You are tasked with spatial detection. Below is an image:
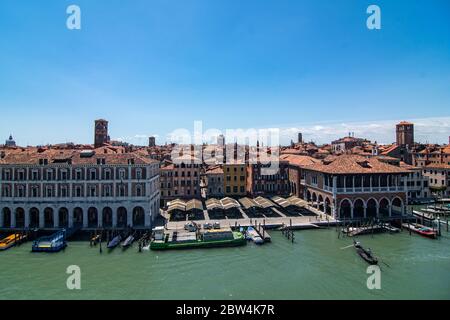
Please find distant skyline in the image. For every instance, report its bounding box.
[1,0,449,146]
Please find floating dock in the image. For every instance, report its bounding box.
[32,230,67,252]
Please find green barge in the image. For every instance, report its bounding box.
[150,227,246,250]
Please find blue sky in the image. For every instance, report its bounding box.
[0,0,449,146]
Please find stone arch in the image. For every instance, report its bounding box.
[117,207,127,228]
[2,208,12,228]
[15,207,25,228]
[391,197,403,216]
[312,192,317,203]
[73,207,83,227]
[306,190,312,202]
[318,194,324,212]
[44,207,54,228]
[132,206,145,227]
[29,207,39,228]
[102,207,113,228]
[379,198,390,217]
[58,208,69,228]
[353,198,365,218]
[339,199,352,219]
[325,197,332,215]
[88,207,98,228]
[366,198,378,218]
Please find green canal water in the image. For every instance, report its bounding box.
[0,229,449,300]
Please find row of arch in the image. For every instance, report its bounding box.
[305,190,405,218]
[0,206,146,229]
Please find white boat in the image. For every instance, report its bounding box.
[246,227,264,245]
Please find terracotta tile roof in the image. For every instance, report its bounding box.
[206,166,223,174]
[424,163,450,169]
[280,154,321,167]
[381,144,399,155]
[302,154,409,174]
[0,148,156,165]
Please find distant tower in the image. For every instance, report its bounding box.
[94,119,109,148]
[148,136,156,147]
[298,132,303,144]
[5,134,16,147]
[396,121,414,147]
[217,134,225,146]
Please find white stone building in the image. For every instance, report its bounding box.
[0,147,160,229]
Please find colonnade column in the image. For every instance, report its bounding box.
[24,211,30,228]
[39,210,44,228]
[145,207,151,227]
[11,211,16,228]
[83,209,88,228]
[68,209,74,228]
[98,210,103,228]
[53,210,59,228]
[112,210,117,228]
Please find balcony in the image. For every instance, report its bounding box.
[326,186,405,194]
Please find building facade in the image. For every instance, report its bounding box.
[205,166,224,198]
[223,162,247,197]
[423,164,450,198]
[0,148,160,229]
[301,155,408,219]
[247,160,289,197]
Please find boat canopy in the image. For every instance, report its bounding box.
[220,197,241,210]
[186,199,204,211]
[167,199,187,212]
[239,197,261,210]
[254,196,276,208]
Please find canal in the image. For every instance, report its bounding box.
[0,229,449,299]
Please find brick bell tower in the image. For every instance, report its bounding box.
[94,119,109,148]
[396,121,414,148]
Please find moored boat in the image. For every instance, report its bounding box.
[0,233,27,251]
[107,234,122,249]
[121,235,135,248]
[402,223,437,239]
[150,227,246,250]
[245,227,264,244]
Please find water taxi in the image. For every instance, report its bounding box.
[245,227,264,244]
[150,226,246,250]
[402,223,437,239]
[0,233,27,251]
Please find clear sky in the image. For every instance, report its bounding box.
[0,0,449,146]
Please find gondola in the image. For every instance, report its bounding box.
[121,235,135,248]
[353,240,378,265]
[107,235,122,249]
